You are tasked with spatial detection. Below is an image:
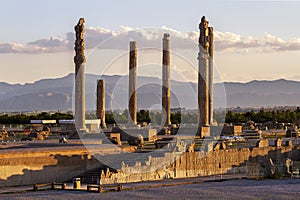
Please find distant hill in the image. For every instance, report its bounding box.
[223,79,300,108]
[0,74,299,112]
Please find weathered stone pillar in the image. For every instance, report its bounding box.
[97,79,106,129]
[198,16,210,128]
[128,41,137,125]
[74,18,86,131]
[162,33,171,125]
[208,27,214,125]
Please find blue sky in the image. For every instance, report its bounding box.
[0,0,300,83]
[2,0,299,40]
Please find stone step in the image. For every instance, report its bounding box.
[78,151,170,184]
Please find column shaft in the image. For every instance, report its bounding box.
[198,16,210,127]
[198,51,209,126]
[97,79,106,128]
[128,41,137,125]
[162,33,171,125]
[208,27,214,125]
[74,18,86,131]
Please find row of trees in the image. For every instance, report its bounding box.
[100,109,300,125]
[0,112,73,124]
[1,109,300,124]
[103,110,182,125]
[0,110,185,125]
[225,109,300,123]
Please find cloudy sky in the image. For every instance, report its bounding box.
[1,0,300,84]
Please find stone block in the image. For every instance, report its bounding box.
[199,126,210,138]
[256,139,269,148]
[147,129,157,142]
[275,138,282,147]
[221,125,242,136]
[285,140,293,147]
[109,133,121,145]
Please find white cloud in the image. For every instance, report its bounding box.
[0,26,300,54]
[214,31,259,52]
[264,32,285,46]
[215,31,300,53]
[0,43,46,54]
[262,33,300,52]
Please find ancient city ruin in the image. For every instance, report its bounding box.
[0,16,299,192]
[65,16,300,185]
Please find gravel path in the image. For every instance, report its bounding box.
[1,179,300,200]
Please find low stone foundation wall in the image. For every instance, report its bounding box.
[1,142,299,187]
[100,145,299,184]
[0,147,101,187]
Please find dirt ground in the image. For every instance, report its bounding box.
[1,178,300,200]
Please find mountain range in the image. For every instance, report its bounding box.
[0,73,299,112]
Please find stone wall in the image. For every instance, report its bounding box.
[100,144,299,184]
[0,147,101,187]
[1,141,299,187]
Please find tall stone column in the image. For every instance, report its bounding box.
[97,79,106,129]
[208,27,214,125]
[198,16,210,127]
[74,18,86,131]
[128,41,137,125]
[162,33,171,125]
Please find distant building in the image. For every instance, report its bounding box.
[58,119,100,133]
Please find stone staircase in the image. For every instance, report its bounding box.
[76,166,103,184]
[103,150,167,169]
[77,150,168,184]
